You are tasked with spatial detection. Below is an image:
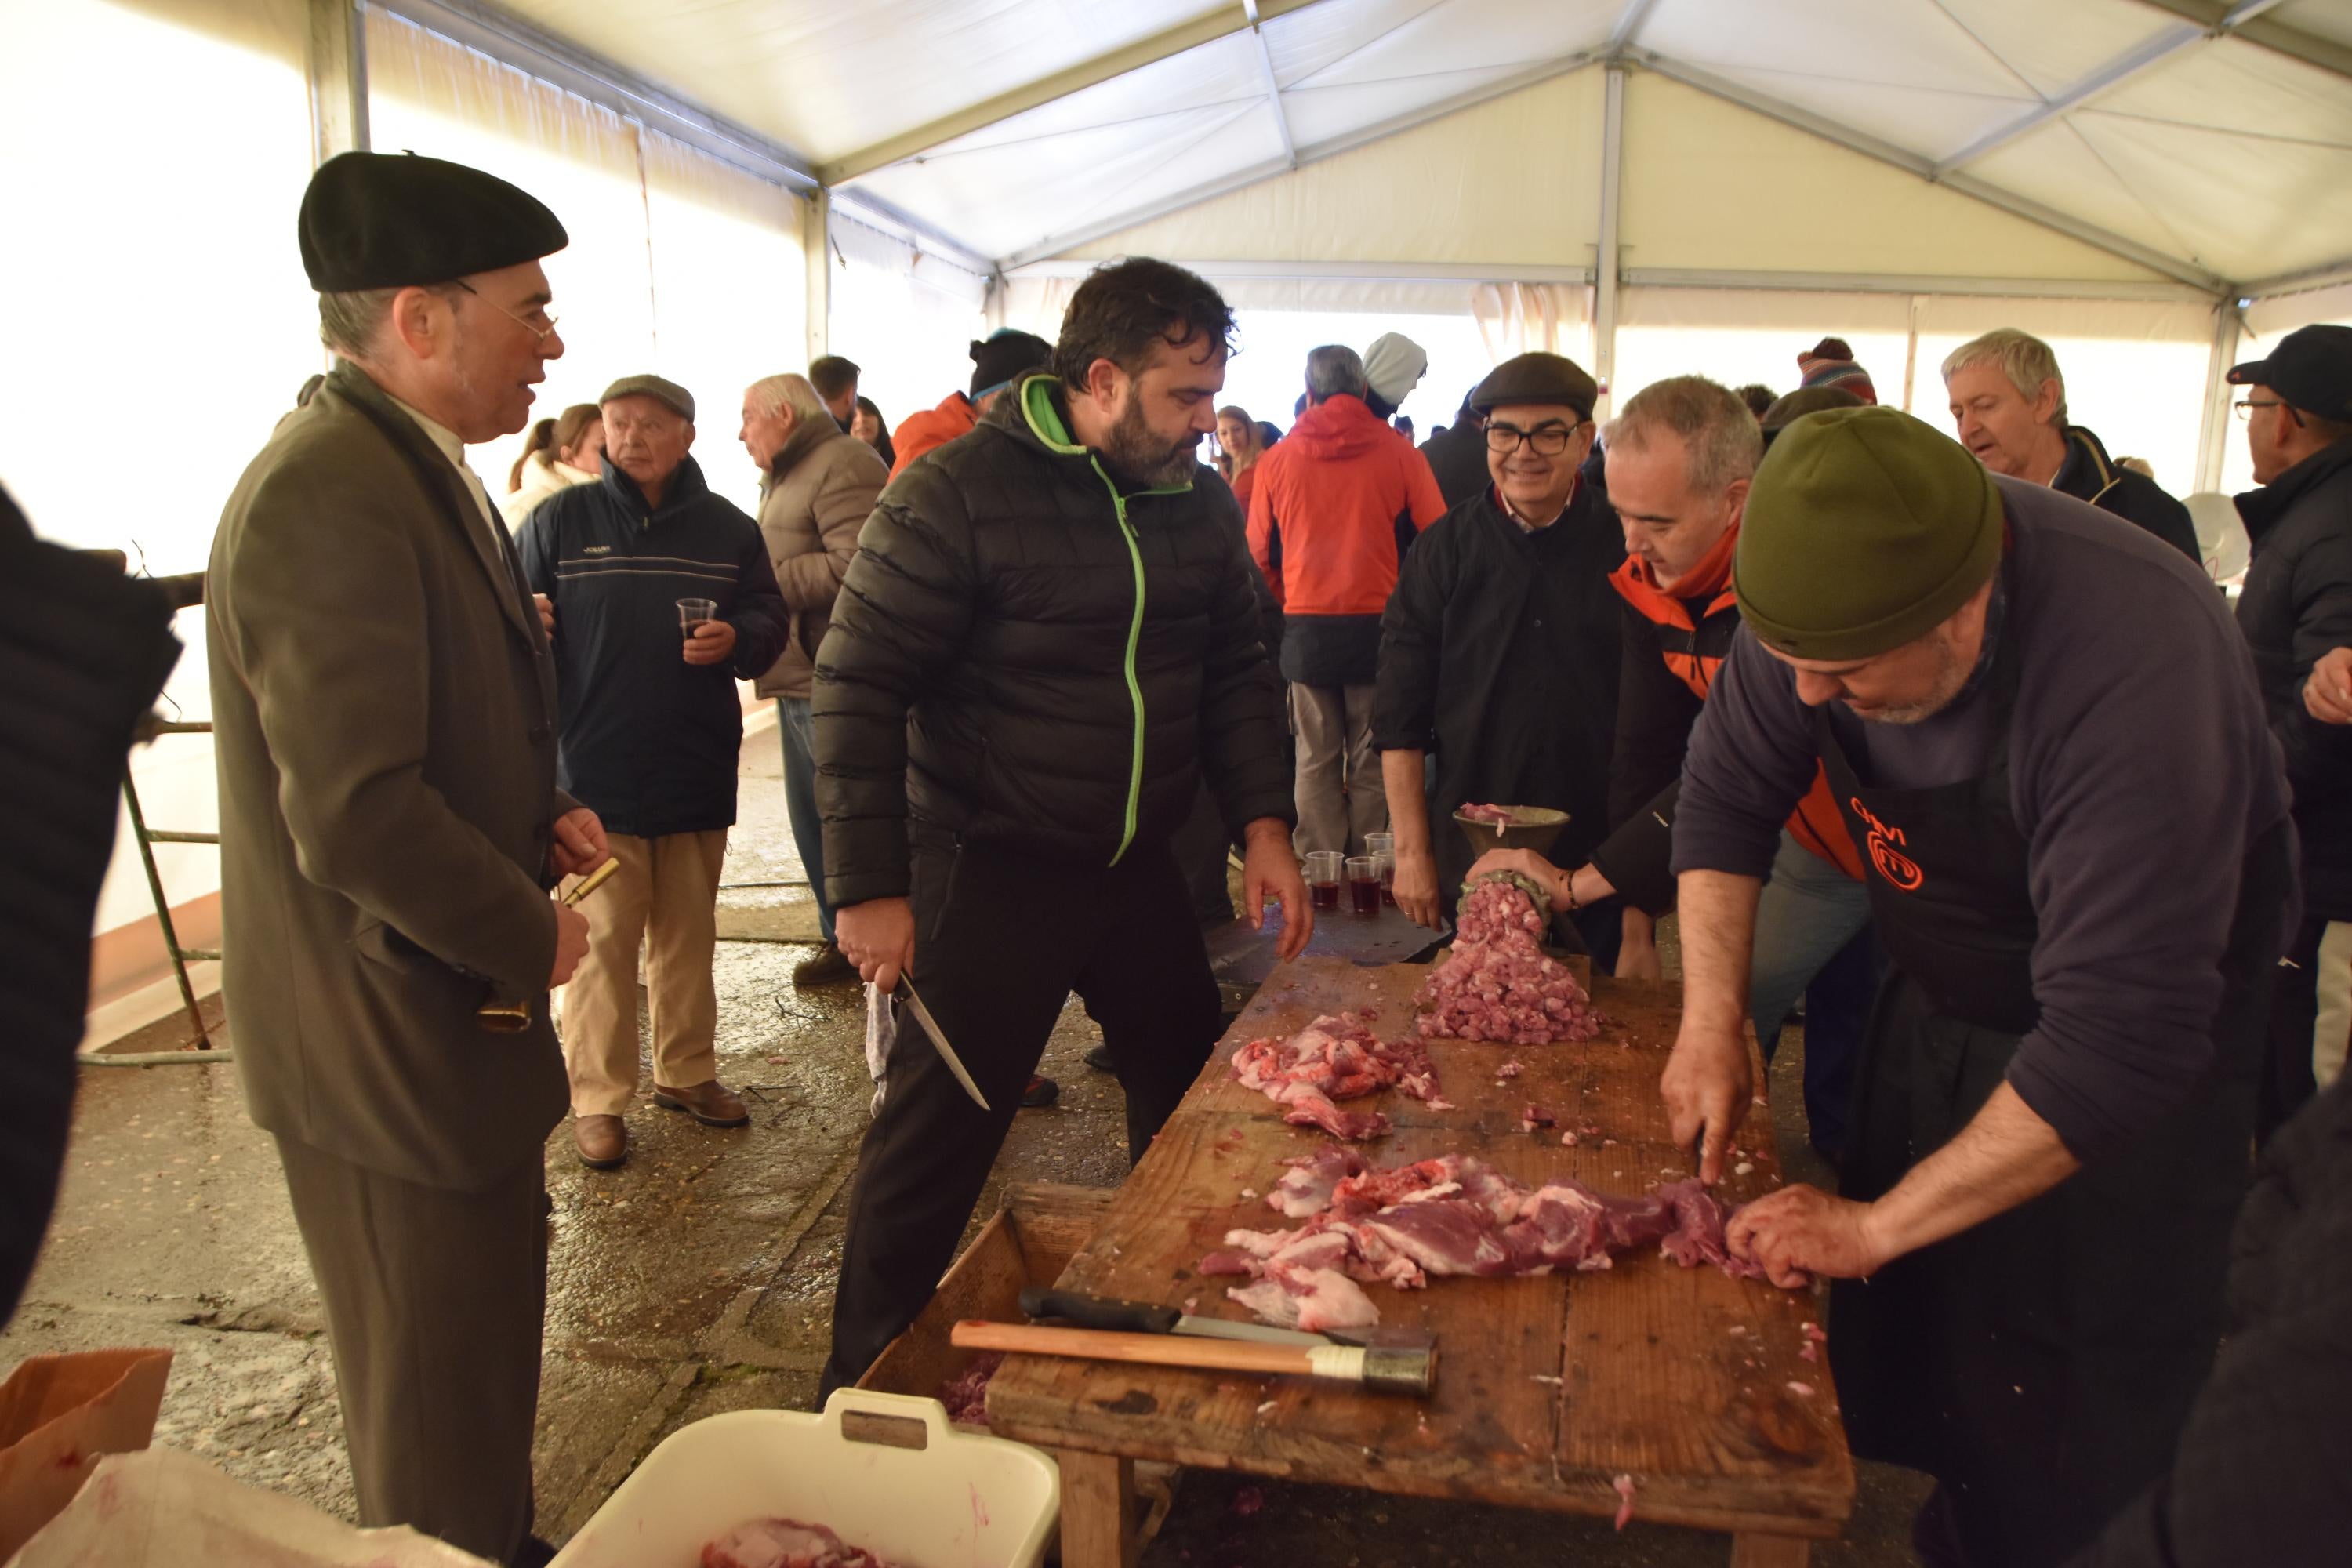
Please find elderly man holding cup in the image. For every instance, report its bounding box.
[515,374,789,1169]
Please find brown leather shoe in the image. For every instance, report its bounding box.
[653,1078,751,1127]
[573,1114,627,1169]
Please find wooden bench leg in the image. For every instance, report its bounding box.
[1730,1532,1809,1566]
[1057,1450,1138,1568]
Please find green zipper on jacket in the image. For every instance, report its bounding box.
[1021,376,1191,866]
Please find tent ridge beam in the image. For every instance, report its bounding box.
[819,0,1336,185]
[371,0,820,192]
[2122,0,2352,82]
[2241,257,2352,299]
[1624,51,2229,296]
[1243,0,1298,168]
[1007,258,1596,284]
[1608,0,1663,54]
[996,46,1604,268]
[1931,0,2288,176]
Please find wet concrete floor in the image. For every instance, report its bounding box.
[8,721,1925,1563]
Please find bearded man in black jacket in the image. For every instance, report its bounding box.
[813,258,1308,1392]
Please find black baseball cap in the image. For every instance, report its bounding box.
[2227,323,2352,421]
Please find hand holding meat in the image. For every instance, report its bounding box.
[1725,1184,1883,1289]
[1661,1022,1751,1183]
[838,895,915,993]
[550,805,610,879]
[683,618,737,666]
[1465,848,1568,907]
[1243,818,1314,960]
[549,901,590,989]
[2304,645,2352,725]
[1390,844,1444,930]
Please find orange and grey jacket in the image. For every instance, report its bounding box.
[1589,528,1863,915]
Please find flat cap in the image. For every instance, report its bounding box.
[299,151,566,292]
[1736,406,2002,662]
[600,375,695,422]
[1469,353,1597,419]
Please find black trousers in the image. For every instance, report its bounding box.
[276,1136,547,1563]
[2258,914,2349,1144]
[820,833,1221,1393]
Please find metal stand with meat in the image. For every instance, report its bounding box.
[1227,1007,1452,1138]
[1415,875,1603,1042]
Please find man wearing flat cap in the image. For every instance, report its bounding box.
[1658,405,2294,1566]
[515,376,787,1169]
[209,150,604,1565]
[1374,350,1626,961]
[2228,323,2352,1138]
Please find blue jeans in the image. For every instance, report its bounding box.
[1751,828,1873,1048]
[775,698,836,945]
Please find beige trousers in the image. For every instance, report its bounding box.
[1289,681,1387,858]
[560,829,728,1116]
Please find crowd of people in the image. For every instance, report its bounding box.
[8,144,2350,1568]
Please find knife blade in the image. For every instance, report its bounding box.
[1019,1286,1330,1348]
[896,977,991,1112]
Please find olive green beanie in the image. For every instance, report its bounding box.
[1733,406,2003,660]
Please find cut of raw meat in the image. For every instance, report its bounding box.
[1416,879,1602,1044]
[1458,802,1519,825]
[1229,1010,1449,1140]
[700,1518,896,1568]
[939,1351,1002,1428]
[1208,1153,1771,1326]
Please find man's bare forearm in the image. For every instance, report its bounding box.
[1864,1081,2081,1263]
[1383,750,1431,850]
[1675,869,1761,1036]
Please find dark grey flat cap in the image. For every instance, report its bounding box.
[600,375,694,422]
[1469,353,1598,419]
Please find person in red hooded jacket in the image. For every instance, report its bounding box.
[1247,344,1445,858]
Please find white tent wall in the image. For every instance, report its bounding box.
[826,209,990,444]
[0,0,316,1000]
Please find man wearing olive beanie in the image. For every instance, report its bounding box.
[1661,406,2294,1566]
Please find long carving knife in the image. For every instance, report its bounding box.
[897,977,991,1112]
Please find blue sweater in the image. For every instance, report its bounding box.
[515,458,787,837]
[1672,477,2291,1161]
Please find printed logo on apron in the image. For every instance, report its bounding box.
[1849,796,1924,891]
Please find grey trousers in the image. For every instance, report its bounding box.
[1290,681,1386,858]
[276,1135,548,1563]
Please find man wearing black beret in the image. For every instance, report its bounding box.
[207,151,602,1566]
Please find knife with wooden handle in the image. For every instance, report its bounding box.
[951,1319,1437,1396]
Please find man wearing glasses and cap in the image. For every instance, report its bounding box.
[209,151,604,1566]
[2230,323,2352,1137]
[1661,406,2293,1566]
[1374,351,1626,962]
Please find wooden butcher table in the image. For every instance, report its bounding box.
[982,954,1853,1566]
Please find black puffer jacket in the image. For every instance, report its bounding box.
[814,374,1293,909]
[2053,423,2200,563]
[2234,437,2352,921]
[2067,1073,2352,1566]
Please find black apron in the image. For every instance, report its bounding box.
[1813,623,2290,1568]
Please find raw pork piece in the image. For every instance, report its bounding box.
[1415,880,1603,1044]
[1207,1155,1770,1327]
[1266,1145,1367,1218]
[701,1518,895,1568]
[1229,1011,1446,1141]
[939,1351,1003,1428]
[1225,1261,1381,1334]
[1457,802,1519,826]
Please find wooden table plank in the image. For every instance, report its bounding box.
[985,955,1853,1541]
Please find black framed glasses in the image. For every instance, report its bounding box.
[1485,421,1583,455]
[449,278,560,343]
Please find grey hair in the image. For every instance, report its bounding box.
[1603,375,1762,495]
[318,288,401,358]
[745,372,831,426]
[1305,344,1367,402]
[1940,328,2068,426]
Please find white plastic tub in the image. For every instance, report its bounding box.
[547,1390,1058,1568]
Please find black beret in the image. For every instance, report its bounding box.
[1469,352,1599,419]
[299,151,568,292]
